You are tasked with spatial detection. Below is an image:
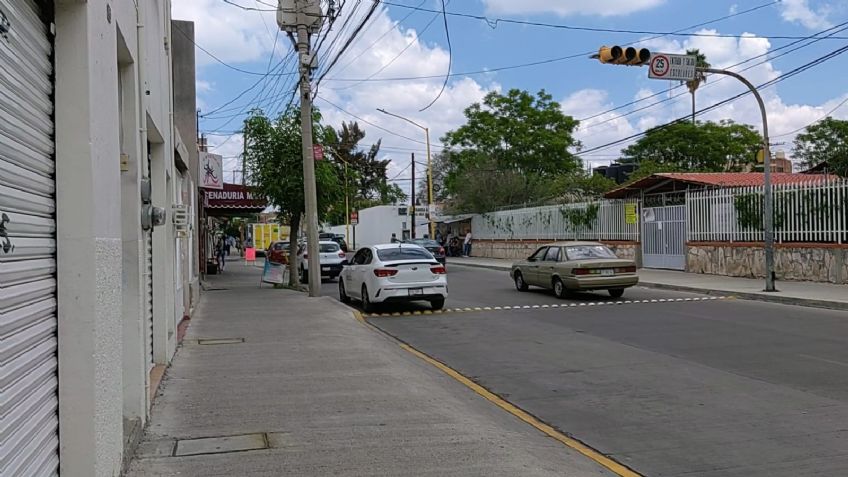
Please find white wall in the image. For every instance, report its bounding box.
[54,0,185,474]
[327,205,430,249]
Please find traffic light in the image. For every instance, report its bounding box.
[595,46,651,66]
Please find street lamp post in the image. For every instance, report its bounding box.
[376,108,435,238]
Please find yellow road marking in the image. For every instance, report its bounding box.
[399,343,643,477]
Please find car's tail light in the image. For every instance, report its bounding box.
[338,252,346,258]
[430,265,447,274]
[573,268,593,276]
[615,266,637,273]
[373,269,399,277]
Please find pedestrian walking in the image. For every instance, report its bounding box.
[216,238,227,272]
[435,229,443,245]
[463,231,473,257]
[390,233,400,243]
[224,235,232,256]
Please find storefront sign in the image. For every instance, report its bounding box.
[204,183,267,210]
[262,260,285,284]
[199,152,223,190]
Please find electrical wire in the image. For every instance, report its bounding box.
[316,1,381,88]
[418,0,451,112]
[378,1,847,41]
[577,43,848,156]
[315,94,434,145]
[320,0,783,83]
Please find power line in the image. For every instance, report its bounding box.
[417,0,451,112]
[316,0,381,88]
[577,21,848,135]
[315,94,436,146]
[578,19,848,124]
[578,43,848,156]
[320,0,783,83]
[378,1,847,41]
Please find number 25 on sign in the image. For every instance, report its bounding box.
[648,53,696,81]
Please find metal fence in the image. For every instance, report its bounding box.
[687,178,848,243]
[472,199,640,241]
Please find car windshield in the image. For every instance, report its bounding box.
[272,242,289,251]
[377,247,433,262]
[319,243,340,253]
[564,245,617,260]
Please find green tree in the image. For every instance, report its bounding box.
[621,120,762,173]
[244,108,342,285]
[793,117,848,176]
[324,121,406,224]
[684,48,710,123]
[441,89,582,212]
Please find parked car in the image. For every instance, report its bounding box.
[402,238,446,264]
[298,240,347,283]
[339,243,448,312]
[510,241,638,298]
[266,240,290,265]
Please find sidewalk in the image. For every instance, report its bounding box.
[448,256,848,311]
[127,261,615,476]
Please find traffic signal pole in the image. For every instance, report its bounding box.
[700,67,776,292]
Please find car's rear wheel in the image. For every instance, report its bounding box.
[553,277,567,299]
[339,279,350,304]
[430,298,445,310]
[609,288,625,298]
[361,285,374,313]
[514,271,529,291]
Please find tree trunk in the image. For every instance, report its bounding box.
[691,91,696,124]
[287,213,301,287]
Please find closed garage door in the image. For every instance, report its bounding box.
[0,1,58,476]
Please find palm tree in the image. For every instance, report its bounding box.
[685,49,710,124]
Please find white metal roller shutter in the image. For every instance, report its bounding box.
[0,0,58,476]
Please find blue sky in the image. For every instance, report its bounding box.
[174,0,848,190]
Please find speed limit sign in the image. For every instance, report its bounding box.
[648,53,696,81]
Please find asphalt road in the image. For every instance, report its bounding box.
[325,265,848,477]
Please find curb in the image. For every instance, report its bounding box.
[450,261,848,312]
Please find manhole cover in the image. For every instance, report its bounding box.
[174,433,268,457]
[197,338,245,345]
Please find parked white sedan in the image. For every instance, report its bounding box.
[339,243,448,312]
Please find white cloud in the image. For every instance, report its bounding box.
[483,0,665,17]
[778,0,833,30]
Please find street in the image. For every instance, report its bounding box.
[325,264,848,477]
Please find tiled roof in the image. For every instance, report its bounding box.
[653,172,834,187]
[604,172,838,198]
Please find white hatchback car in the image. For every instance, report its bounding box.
[339,243,448,312]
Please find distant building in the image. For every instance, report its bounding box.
[593,162,638,184]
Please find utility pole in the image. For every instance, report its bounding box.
[701,67,775,292]
[296,19,321,295]
[410,153,416,239]
[425,127,434,238]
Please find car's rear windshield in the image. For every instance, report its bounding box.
[320,243,340,253]
[564,245,617,260]
[377,247,433,262]
[272,242,289,251]
[409,239,440,247]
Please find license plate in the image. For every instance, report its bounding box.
[601,269,614,276]
[408,288,424,296]
[322,266,330,271]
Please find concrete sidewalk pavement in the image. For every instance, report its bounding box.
[126,261,616,476]
[448,256,848,311]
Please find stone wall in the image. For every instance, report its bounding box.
[473,240,641,265]
[687,242,847,284]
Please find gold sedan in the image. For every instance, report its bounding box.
[510,241,639,298]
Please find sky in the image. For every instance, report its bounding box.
[174,0,848,194]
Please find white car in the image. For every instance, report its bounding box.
[339,243,448,312]
[298,240,347,283]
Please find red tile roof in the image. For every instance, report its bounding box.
[604,172,839,198]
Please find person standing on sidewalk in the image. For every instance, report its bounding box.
[216,238,227,272]
[463,230,473,257]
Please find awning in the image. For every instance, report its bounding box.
[436,214,474,224]
[202,183,268,216]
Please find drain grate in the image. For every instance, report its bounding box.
[197,338,245,345]
[174,433,268,457]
